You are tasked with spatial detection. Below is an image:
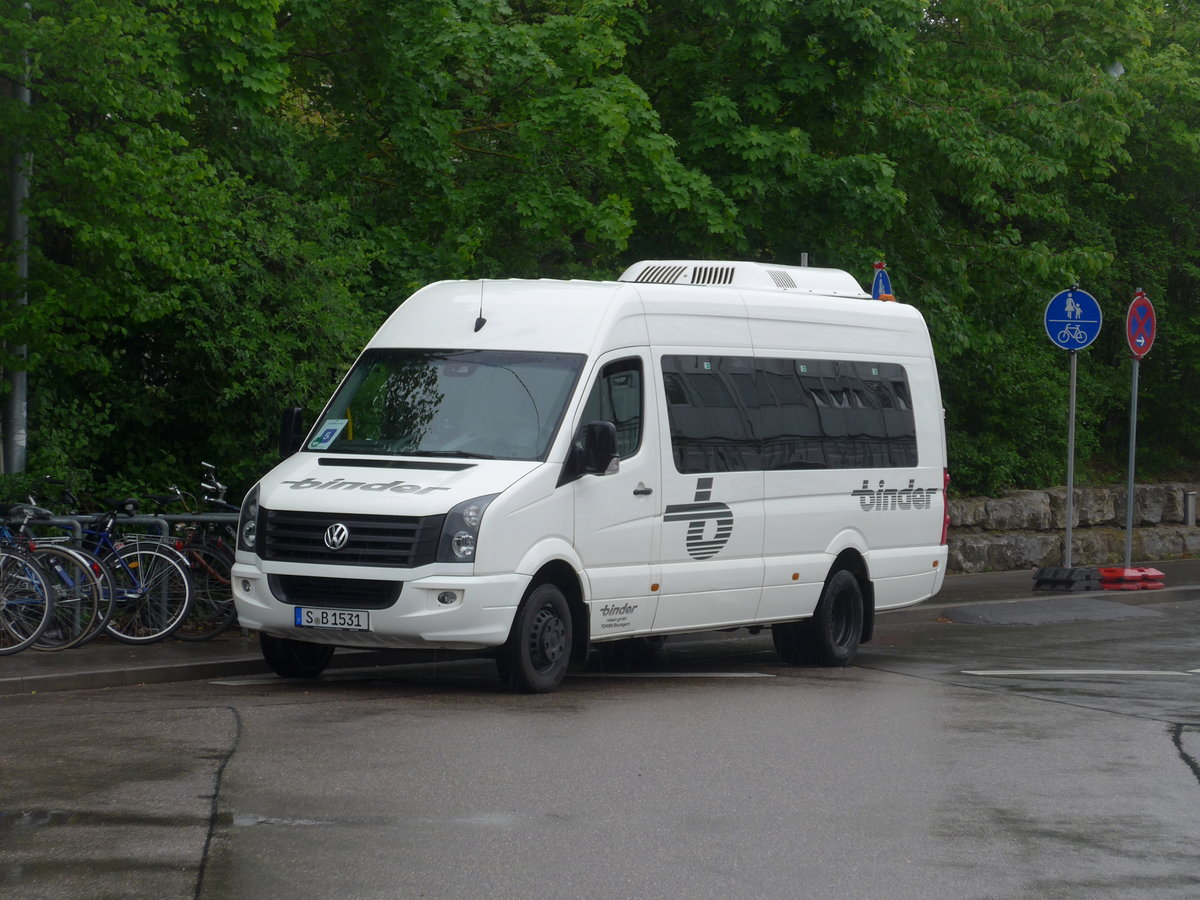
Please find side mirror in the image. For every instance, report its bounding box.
[581,421,619,475]
[279,407,306,457]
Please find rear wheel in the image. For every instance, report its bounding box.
[260,633,335,678]
[800,569,863,666]
[30,546,102,652]
[174,543,236,641]
[497,583,572,693]
[66,546,116,647]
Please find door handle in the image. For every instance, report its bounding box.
[633,483,653,496]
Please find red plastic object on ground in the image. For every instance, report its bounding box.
[1098,567,1165,590]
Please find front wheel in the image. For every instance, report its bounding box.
[260,633,335,678]
[496,583,572,693]
[104,544,194,644]
[0,550,54,655]
[799,569,864,666]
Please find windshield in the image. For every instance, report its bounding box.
[306,349,586,461]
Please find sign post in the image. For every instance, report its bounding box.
[1123,289,1156,568]
[1044,287,1103,568]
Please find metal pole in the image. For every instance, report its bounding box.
[1065,350,1077,568]
[1123,357,1139,569]
[3,13,31,474]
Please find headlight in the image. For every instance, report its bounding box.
[437,494,497,562]
[238,484,260,552]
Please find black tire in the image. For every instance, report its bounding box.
[800,569,864,666]
[30,545,102,652]
[174,543,237,641]
[103,544,194,644]
[0,550,54,655]
[260,633,335,678]
[497,583,572,693]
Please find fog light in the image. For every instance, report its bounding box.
[437,591,458,606]
[241,579,252,593]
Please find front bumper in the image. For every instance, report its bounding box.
[231,562,529,650]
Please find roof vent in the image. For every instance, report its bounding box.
[768,269,797,289]
[633,264,688,284]
[691,265,735,285]
[618,260,871,299]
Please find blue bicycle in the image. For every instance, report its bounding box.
[80,499,195,644]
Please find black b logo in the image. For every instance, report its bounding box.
[664,478,734,560]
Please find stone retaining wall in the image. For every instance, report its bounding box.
[948,483,1200,573]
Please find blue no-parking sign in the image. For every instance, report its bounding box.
[1045,288,1102,350]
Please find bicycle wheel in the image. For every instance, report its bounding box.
[174,542,237,641]
[64,545,117,647]
[30,545,102,652]
[103,543,194,644]
[0,548,54,655]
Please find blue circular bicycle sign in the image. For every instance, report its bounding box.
[1045,288,1102,350]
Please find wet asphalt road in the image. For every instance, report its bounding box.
[2,589,1198,899]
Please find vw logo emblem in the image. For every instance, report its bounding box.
[323,523,350,551]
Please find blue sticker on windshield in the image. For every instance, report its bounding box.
[309,419,348,450]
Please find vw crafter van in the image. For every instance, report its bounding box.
[233,260,949,692]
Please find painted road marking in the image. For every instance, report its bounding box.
[964,669,1197,677]
[576,672,775,679]
[214,671,777,687]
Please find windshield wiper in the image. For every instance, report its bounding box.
[405,449,496,460]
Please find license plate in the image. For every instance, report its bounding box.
[294,607,370,631]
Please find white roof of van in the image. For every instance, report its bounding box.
[368,261,918,357]
[370,278,641,355]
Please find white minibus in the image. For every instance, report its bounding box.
[232,260,949,692]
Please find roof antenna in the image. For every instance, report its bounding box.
[474,279,487,332]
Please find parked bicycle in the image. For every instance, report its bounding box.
[143,463,238,641]
[4,505,110,651]
[0,514,55,655]
[77,498,195,644]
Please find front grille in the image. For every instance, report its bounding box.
[269,574,402,609]
[260,508,443,568]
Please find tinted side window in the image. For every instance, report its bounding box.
[755,358,826,470]
[662,355,918,473]
[661,356,759,474]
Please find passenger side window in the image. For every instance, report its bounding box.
[578,358,643,458]
[662,354,917,473]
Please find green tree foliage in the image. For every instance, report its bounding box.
[624,0,920,263]
[0,0,376,493]
[1090,3,1200,478]
[2,0,1199,501]
[277,0,723,283]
